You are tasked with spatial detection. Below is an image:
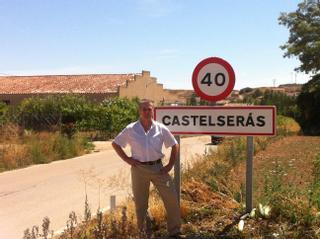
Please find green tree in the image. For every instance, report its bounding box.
[17,95,111,134]
[239,87,254,95]
[252,89,263,98]
[279,0,320,74]
[0,102,8,125]
[101,97,139,137]
[18,95,61,130]
[297,74,320,135]
[279,0,320,135]
[259,90,298,118]
[187,93,197,106]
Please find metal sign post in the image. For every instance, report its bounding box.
[246,136,254,213]
[174,135,181,205]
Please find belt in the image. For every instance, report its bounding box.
[138,159,162,165]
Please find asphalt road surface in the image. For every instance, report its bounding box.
[0,136,215,239]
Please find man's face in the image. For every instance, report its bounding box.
[139,102,154,121]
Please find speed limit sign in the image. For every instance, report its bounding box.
[192,57,235,101]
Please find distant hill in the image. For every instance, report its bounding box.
[239,84,302,98]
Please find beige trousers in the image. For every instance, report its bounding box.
[131,162,181,235]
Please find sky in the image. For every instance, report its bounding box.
[0,0,311,90]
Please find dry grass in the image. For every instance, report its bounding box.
[231,136,320,203]
[0,144,30,170]
[0,125,93,172]
[227,136,320,238]
[0,122,23,143]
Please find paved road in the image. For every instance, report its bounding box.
[0,136,214,239]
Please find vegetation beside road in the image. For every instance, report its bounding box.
[0,95,139,139]
[0,130,94,172]
[24,116,320,239]
[0,96,139,172]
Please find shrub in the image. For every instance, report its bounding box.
[14,95,139,139]
[101,97,139,137]
[259,90,298,117]
[0,102,8,126]
[276,115,301,136]
[16,95,112,132]
[17,95,62,130]
[297,74,320,135]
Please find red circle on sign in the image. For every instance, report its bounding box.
[192,57,235,102]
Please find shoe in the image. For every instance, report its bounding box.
[168,233,187,239]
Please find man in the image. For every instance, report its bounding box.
[112,99,185,239]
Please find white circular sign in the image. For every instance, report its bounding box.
[192,57,235,101]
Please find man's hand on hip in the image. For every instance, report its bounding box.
[128,157,141,167]
[160,164,174,174]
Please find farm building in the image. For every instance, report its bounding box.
[0,70,193,106]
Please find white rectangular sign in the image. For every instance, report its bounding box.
[154,106,276,136]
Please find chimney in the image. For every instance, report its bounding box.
[142,70,150,77]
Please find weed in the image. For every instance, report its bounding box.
[93,210,107,239]
[0,131,92,171]
[255,136,268,151]
[84,194,91,223]
[310,154,320,209]
[28,139,47,164]
[0,144,30,170]
[66,211,78,238]
[23,226,39,239]
[23,217,53,239]
[41,217,51,239]
[226,137,246,166]
[234,183,245,203]
[256,156,320,229]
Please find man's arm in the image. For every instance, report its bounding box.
[112,141,141,167]
[160,143,179,174]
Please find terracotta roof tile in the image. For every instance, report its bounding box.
[0,74,137,94]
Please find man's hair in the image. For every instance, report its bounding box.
[139,99,154,108]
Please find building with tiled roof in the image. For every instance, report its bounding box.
[0,70,187,105]
[0,74,135,94]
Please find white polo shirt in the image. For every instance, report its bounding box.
[114,120,178,162]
